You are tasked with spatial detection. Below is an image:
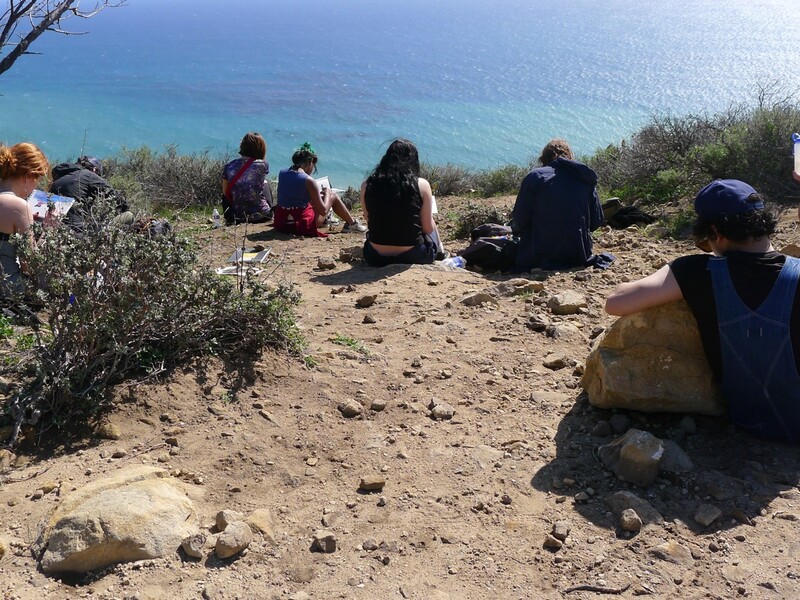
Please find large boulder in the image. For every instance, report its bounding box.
[33,466,198,574]
[581,301,724,415]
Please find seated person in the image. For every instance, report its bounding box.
[606,179,800,444]
[360,139,439,267]
[50,155,133,234]
[0,143,48,296]
[221,132,273,225]
[274,143,365,237]
[511,139,604,271]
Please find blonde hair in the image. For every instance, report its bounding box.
[539,139,574,165]
[0,142,49,181]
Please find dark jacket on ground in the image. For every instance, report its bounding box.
[511,158,603,271]
[49,163,129,234]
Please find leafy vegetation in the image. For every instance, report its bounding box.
[451,203,512,240]
[1,199,303,445]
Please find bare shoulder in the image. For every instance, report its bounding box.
[418,177,432,194]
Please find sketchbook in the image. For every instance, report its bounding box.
[28,190,75,221]
[227,247,272,264]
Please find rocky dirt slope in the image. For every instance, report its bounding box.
[1,196,799,600]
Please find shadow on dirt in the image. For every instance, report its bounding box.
[531,394,800,535]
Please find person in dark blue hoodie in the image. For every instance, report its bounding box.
[511,139,603,271]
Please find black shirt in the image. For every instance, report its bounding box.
[364,180,424,246]
[670,251,800,381]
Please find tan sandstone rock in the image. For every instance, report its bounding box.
[34,466,198,574]
[581,301,724,415]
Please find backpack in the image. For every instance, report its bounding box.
[461,236,518,272]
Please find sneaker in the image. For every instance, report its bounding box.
[325,210,341,225]
[342,219,367,233]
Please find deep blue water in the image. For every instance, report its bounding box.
[1,0,799,188]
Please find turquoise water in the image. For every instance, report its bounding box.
[1,0,799,188]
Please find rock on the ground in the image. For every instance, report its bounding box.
[311,530,337,553]
[581,301,724,415]
[546,290,587,315]
[649,541,694,566]
[215,521,252,558]
[660,440,694,473]
[33,466,197,574]
[491,279,544,296]
[338,399,363,418]
[461,291,498,307]
[552,521,570,541]
[181,534,206,558]
[0,536,8,561]
[620,508,643,532]
[359,476,386,492]
[429,399,455,420]
[356,294,377,308]
[245,508,276,543]
[694,503,722,527]
[215,509,244,531]
[543,534,563,550]
[598,429,664,487]
[317,256,336,270]
[605,491,664,526]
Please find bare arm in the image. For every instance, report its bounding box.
[221,179,229,196]
[418,178,435,235]
[605,264,683,316]
[360,181,369,223]
[305,176,325,217]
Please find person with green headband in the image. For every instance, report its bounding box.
[274,143,366,237]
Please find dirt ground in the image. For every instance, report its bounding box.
[1,196,799,600]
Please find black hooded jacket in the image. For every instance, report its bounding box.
[49,163,129,233]
[511,158,603,271]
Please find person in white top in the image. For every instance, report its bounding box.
[0,142,49,294]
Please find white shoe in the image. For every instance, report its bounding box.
[342,219,367,233]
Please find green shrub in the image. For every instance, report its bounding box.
[474,164,527,197]
[3,203,302,445]
[420,162,476,196]
[451,202,511,240]
[104,144,228,210]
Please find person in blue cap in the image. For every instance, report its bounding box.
[605,179,800,444]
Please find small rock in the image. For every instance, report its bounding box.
[311,530,337,553]
[430,401,455,421]
[598,429,664,487]
[649,541,694,566]
[542,352,571,370]
[526,313,550,332]
[111,449,128,459]
[694,503,722,527]
[500,494,512,505]
[359,476,385,492]
[543,534,563,550]
[245,508,276,543]
[660,440,694,473]
[370,398,387,412]
[546,290,587,315]
[552,521,570,541]
[97,422,121,440]
[181,534,206,559]
[215,521,253,558]
[215,510,244,531]
[461,291,498,307]
[363,314,377,324]
[620,508,643,532]
[592,421,612,437]
[356,294,377,308]
[605,491,664,526]
[363,538,379,551]
[317,256,336,270]
[289,593,312,600]
[338,400,363,418]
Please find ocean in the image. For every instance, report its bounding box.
[1,0,799,189]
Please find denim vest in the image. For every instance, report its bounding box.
[708,256,800,443]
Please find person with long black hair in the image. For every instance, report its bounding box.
[360,138,440,266]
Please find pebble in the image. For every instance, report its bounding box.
[111,449,128,459]
[215,521,253,558]
[181,534,206,559]
[620,508,643,532]
[363,538,379,551]
[216,510,244,531]
[356,294,378,308]
[359,476,386,492]
[317,256,336,270]
[338,400,363,418]
[694,503,722,527]
[370,398,387,412]
[543,534,563,550]
[311,530,337,553]
[362,314,377,324]
[552,521,571,541]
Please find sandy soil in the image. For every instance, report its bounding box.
[1,195,799,600]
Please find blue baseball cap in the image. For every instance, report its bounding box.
[694,179,763,220]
